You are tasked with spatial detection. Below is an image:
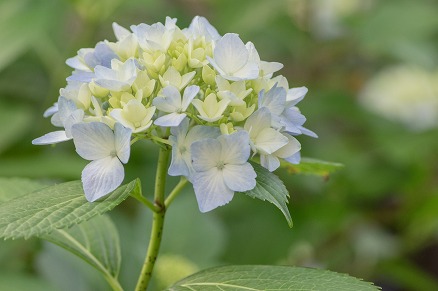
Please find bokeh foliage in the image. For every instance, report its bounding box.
[1,0,438,290]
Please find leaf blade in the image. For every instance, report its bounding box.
[0,177,49,203]
[241,162,292,227]
[167,265,380,291]
[40,215,122,283]
[281,157,344,178]
[0,179,140,239]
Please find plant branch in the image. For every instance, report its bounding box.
[135,147,170,291]
[165,177,188,208]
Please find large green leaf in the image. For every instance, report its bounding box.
[281,158,343,178]
[0,179,140,239]
[41,215,123,291]
[167,265,380,291]
[241,162,292,227]
[0,177,49,203]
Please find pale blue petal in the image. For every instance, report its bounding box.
[94,79,130,92]
[185,125,220,144]
[81,156,124,202]
[114,123,131,164]
[191,138,221,172]
[154,112,186,127]
[286,86,308,106]
[64,109,84,138]
[181,85,199,110]
[170,117,189,138]
[168,148,190,177]
[192,168,234,212]
[153,85,181,112]
[43,102,58,118]
[71,122,114,161]
[258,84,286,116]
[32,131,70,145]
[223,163,256,192]
[284,151,301,164]
[66,71,94,83]
[218,131,251,164]
[298,126,318,138]
[260,154,280,172]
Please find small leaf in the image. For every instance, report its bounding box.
[167,265,380,291]
[0,177,49,203]
[0,179,140,239]
[241,162,292,227]
[282,157,343,178]
[41,215,122,289]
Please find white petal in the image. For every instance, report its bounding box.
[112,22,131,41]
[287,86,308,106]
[191,138,221,172]
[154,85,181,112]
[154,112,187,127]
[214,33,248,74]
[255,128,288,155]
[181,85,199,110]
[192,168,234,212]
[223,163,256,192]
[71,122,115,161]
[94,79,130,92]
[64,109,84,138]
[114,123,131,164]
[81,157,124,202]
[231,61,259,81]
[32,131,70,145]
[218,131,251,165]
[244,107,271,138]
[260,154,281,172]
[185,125,220,143]
[275,134,301,158]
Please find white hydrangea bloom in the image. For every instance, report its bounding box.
[32,97,84,145]
[110,100,156,133]
[34,15,317,208]
[168,118,220,179]
[94,58,137,91]
[207,33,259,81]
[154,85,199,127]
[71,122,131,201]
[191,131,256,212]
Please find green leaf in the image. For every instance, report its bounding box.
[167,265,380,291]
[0,179,140,239]
[41,215,123,290]
[0,177,49,203]
[241,162,292,227]
[281,158,343,178]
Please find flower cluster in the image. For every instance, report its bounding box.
[33,16,316,212]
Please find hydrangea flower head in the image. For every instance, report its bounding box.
[33,16,316,211]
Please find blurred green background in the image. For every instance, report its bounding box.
[1,0,438,290]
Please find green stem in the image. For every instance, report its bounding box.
[135,147,170,291]
[165,177,188,208]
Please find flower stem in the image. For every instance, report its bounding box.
[135,147,170,291]
[165,177,188,208]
